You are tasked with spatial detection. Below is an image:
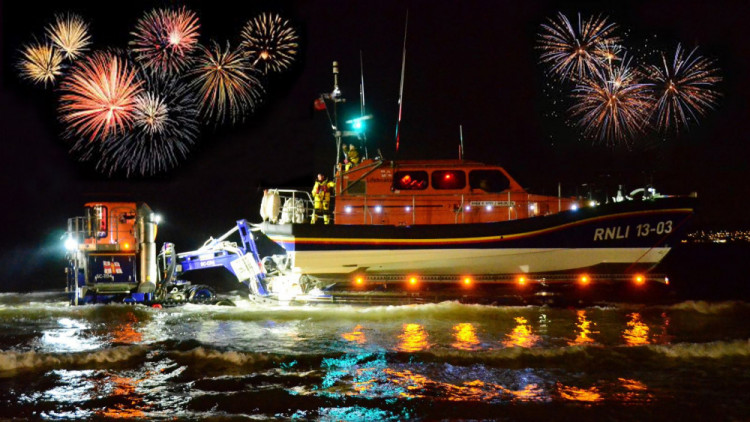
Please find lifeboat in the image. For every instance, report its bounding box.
[259,158,694,282]
[255,61,695,290]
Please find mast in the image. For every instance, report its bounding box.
[331,61,343,176]
[395,10,408,153]
[359,51,368,159]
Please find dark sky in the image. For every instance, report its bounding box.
[1,1,748,290]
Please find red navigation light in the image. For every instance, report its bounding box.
[579,274,590,286]
[444,173,452,180]
[516,275,526,286]
[634,274,645,285]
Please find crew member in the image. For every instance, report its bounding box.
[311,173,335,224]
[345,143,361,171]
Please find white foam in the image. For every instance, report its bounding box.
[665,300,748,314]
[0,345,148,373]
[650,339,750,359]
[170,347,277,366]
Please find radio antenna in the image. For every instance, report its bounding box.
[459,125,464,160]
[395,10,408,153]
[359,50,368,158]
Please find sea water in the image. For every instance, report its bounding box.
[0,291,749,420]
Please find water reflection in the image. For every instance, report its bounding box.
[452,323,481,351]
[96,373,149,418]
[503,317,540,348]
[623,313,650,346]
[615,377,654,404]
[557,383,603,402]
[111,312,142,344]
[342,324,366,344]
[569,310,597,346]
[41,318,100,352]
[397,323,429,352]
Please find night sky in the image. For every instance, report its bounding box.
[1,1,748,290]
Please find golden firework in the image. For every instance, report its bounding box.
[19,42,63,86]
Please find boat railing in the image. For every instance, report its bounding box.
[263,189,315,224]
[65,213,130,247]
[334,193,580,224]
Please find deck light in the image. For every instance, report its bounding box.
[64,237,78,251]
[485,205,493,211]
[345,206,353,214]
[579,274,590,285]
[517,275,526,286]
[409,276,418,286]
[405,206,411,212]
[465,205,471,211]
[529,204,536,211]
[634,274,645,285]
[355,276,364,286]
[123,243,130,250]
[463,276,473,286]
[153,214,162,224]
[374,205,382,213]
[571,204,578,211]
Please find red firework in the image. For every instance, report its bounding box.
[59,51,144,141]
[130,7,200,74]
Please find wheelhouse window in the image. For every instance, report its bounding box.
[394,171,428,190]
[432,170,466,190]
[85,205,108,239]
[469,170,510,192]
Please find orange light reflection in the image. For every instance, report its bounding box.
[97,374,150,418]
[623,312,650,346]
[452,323,481,351]
[503,317,540,348]
[557,383,603,402]
[569,310,597,345]
[397,323,429,352]
[341,324,366,344]
[111,312,142,344]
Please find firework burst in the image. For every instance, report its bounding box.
[189,41,263,124]
[18,42,64,86]
[570,58,654,146]
[594,40,624,67]
[648,44,721,134]
[59,51,144,142]
[133,91,169,135]
[97,73,200,176]
[240,13,298,73]
[538,12,621,81]
[46,13,91,60]
[130,7,200,74]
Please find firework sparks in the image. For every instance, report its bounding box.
[98,74,200,176]
[649,44,721,134]
[18,42,63,86]
[46,13,91,60]
[240,13,298,73]
[538,12,621,81]
[59,51,144,142]
[133,92,169,135]
[594,40,624,67]
[130,7,200,74]
[189,41,264,124]
[570,58,654,146]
